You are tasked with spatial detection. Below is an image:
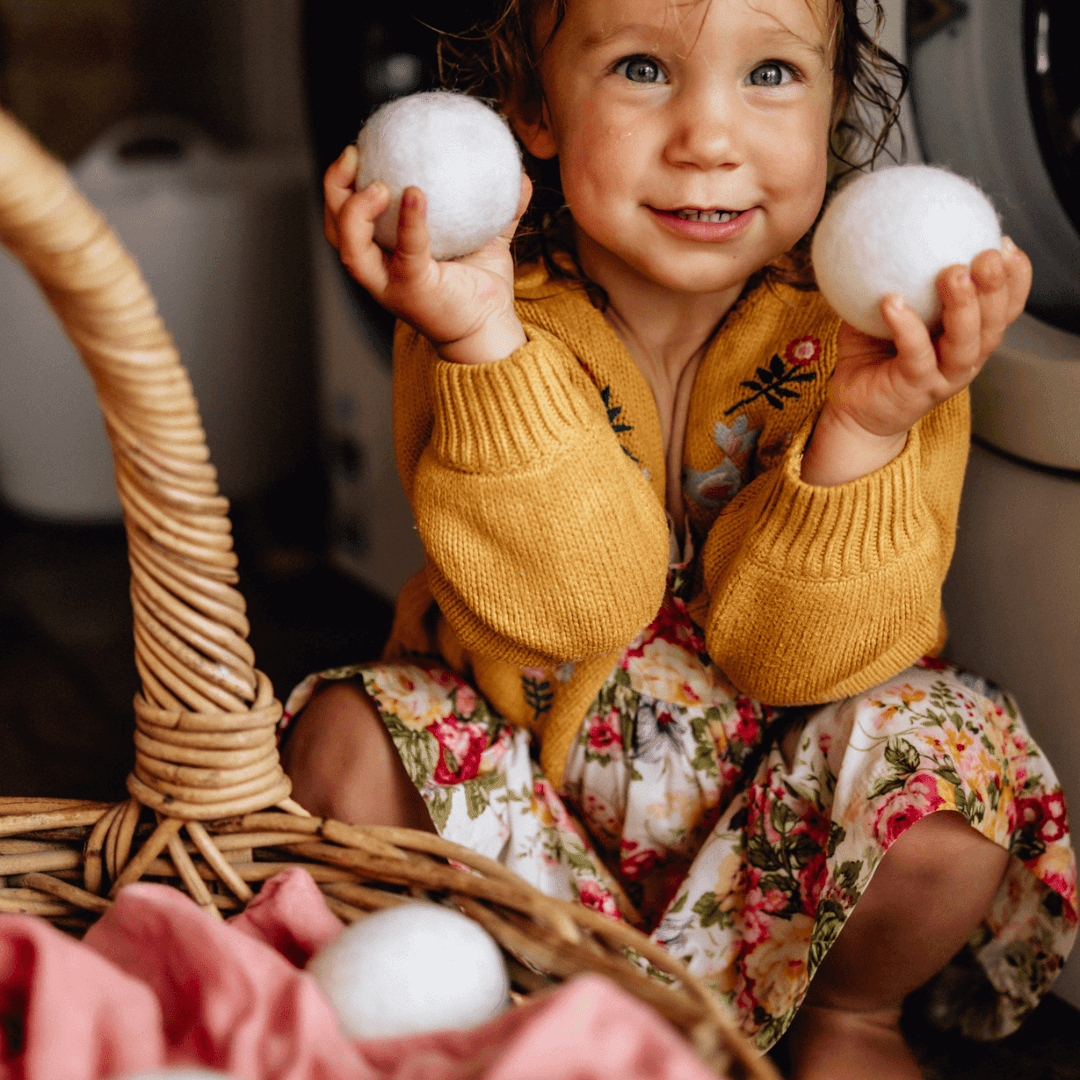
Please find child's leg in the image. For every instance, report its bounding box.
[787,809,1011,1080]
[280,679,434,831]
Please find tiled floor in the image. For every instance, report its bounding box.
[0,498,1076,1079]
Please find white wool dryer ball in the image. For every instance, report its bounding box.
[811,165,1002,339]
[356,90,523,261]
[308,902,510,1040]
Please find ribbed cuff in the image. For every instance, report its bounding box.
[749,417,928,578]
[430,325,598,473]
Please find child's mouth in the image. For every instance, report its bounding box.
[672,208,743,223]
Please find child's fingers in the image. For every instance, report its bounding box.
[969,247,1009,356]
[323,145,360,218]
[334,183,392,294]
[999,236,1033,323]
[388,186,434,282]
[879,294,937,379]
[933,263,983,381]
[507,173,532,234]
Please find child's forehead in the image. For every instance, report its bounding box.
[547,0,833,47]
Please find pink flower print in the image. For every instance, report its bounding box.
[1038,791,1068,843]
[734,698,762,745]
[588,712,622,753]
[916,655,951,671]
[454,683,478,716]
[784,336,821,367]
[1016,796,1046,831]
[873,772,944,847]
[575,878,622,921]
[429,717,486,784]
[1015,791,1069,843]
[1045,791,1067,823]
[619,839,660,881]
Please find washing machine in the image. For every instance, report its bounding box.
[878,0,1080,1006]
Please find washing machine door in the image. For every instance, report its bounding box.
[908,0,1079,332]
[906,0,1080,470]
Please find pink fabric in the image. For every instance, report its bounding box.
[0,868,716,1080]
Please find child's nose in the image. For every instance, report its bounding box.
[666,86,743,170]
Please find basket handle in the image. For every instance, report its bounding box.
[0,108,291,819]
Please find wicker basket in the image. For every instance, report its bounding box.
[0,108,779,1080]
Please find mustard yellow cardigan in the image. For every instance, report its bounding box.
[383,263,969,785]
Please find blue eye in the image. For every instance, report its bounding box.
[615,56,667,84]
[749,62,794,87]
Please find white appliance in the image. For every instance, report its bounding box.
[878,0,1080,1007]
[0,116,315,520]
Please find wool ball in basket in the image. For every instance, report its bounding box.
[356,90,523,261]
[811,164,1002,339]
[308,902,510,1040]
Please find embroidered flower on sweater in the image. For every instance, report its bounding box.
[599,385,640,462]
[724,337,820,415]
[785,335,822,366]
[683,414,761,510]
[684,457,744,510]
[713,414,761,457]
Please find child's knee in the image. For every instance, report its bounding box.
[281,679,394,820]
[883,809,1010,895]
[281,678,434,830]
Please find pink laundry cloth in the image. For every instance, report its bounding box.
[0,866,719,1080]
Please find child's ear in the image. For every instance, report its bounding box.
[510,98,558,160]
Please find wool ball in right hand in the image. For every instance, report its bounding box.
[811,165,1002,339]
[355,90,523,261]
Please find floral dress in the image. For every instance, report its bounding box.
[282,535,1077,1052]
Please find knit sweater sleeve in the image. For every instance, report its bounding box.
[696,390,970,705]
[395,322,669,668]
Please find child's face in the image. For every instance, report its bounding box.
[516,0,836,297]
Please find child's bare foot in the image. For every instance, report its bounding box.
[786,1004,923,1080]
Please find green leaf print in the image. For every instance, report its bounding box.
[868,775,908,799]
[385,719,439,785]
[669,892,688,914]
[770,801,800,833]
[564,840,599,875]
[827,822,846,858]
[786,832,820,871]
[746,833,784,872]
[462,771,506,820]
[692,891,734,929]
[935,762,962,786]
[689,716,719,778]
[1010,829,1046,863]
[884,737,921,774]
[834,860,863,903]
[427,788,453,833]
[809,898,847,974]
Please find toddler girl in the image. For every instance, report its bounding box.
[282,0,1078,1075]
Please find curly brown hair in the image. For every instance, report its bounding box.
[438,0,908,304]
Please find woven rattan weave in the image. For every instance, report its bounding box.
[0,108,778,1079]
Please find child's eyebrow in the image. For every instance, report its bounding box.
[763,25,828,62]
[579,23,669,51]
[578,21,828,63]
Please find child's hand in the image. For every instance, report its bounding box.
[324,144,532,364]
[802,239,1032,486]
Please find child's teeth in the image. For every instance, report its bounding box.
[676,209,739,222]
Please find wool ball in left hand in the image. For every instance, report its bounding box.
[811,164,1002,339]
[308,901,510,1040]
[355,90,523,261]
